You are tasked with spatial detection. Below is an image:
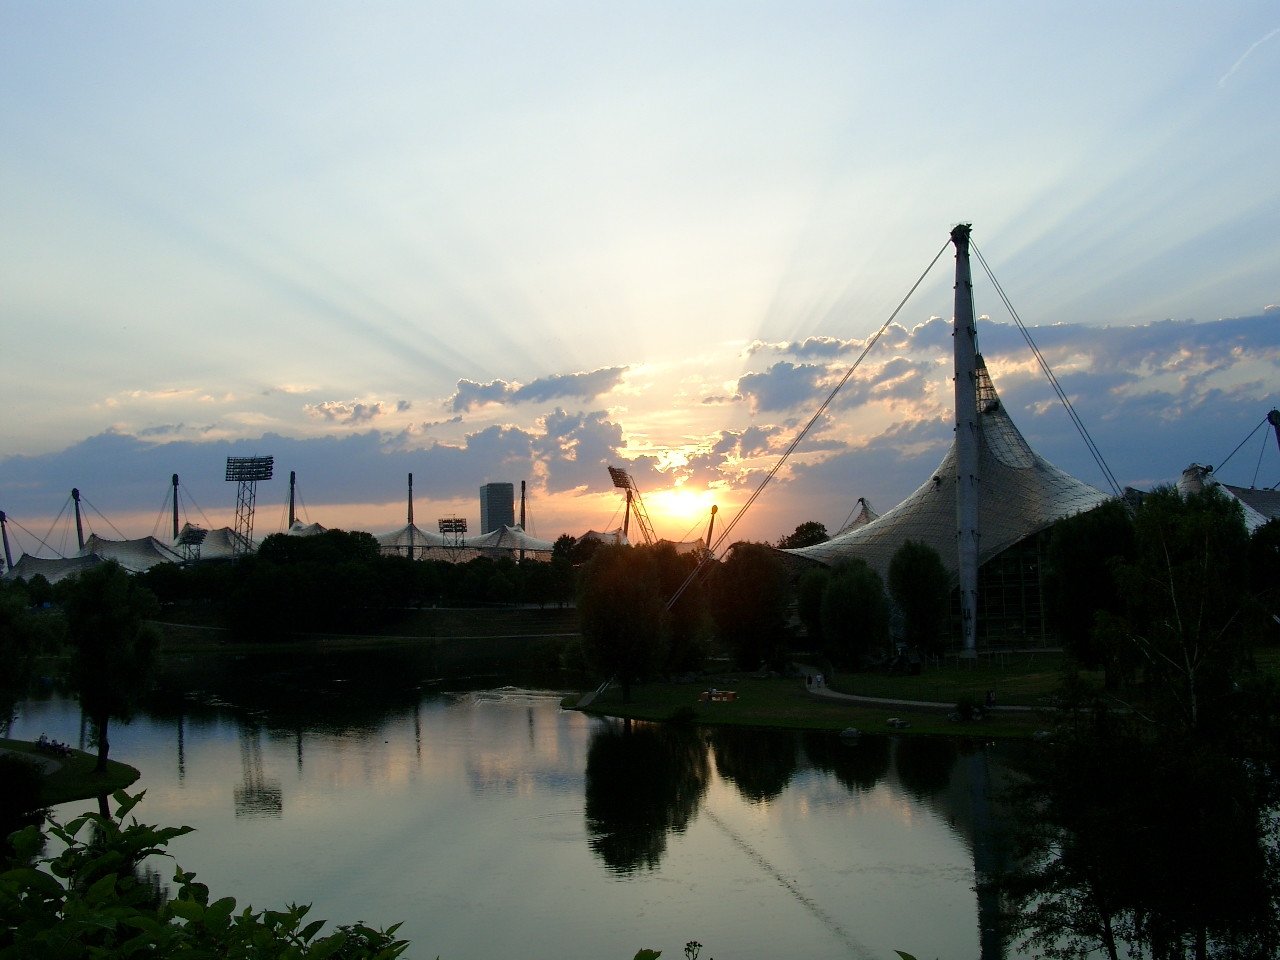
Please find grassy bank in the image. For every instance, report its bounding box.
[574,673,1048,738]
[824,651,1087,707]
[1,739,140,806]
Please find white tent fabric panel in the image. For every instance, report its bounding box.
[80,534,184,573]
[3,553,103,584]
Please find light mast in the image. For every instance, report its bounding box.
[951,224,980,657]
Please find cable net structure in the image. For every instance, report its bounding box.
[786,357,1109,581]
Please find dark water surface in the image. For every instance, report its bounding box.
[11,650,1017,960]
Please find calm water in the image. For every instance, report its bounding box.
[11,650,1017,960]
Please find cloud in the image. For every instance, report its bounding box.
[304,400,391,423]
[734,362,828,413]
[450,366,628,413]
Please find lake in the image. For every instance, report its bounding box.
[9,648,1018,960]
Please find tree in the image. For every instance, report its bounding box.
[0,579,61,725]
[708,542,790,669]
[648,542,710,673]
[1043,501,1136,675]
[577,545,668,702]
[1099,486,1253,732]
[820,558,889,666]
[777,521,830,549]
[796,566,830,647]
[888,540,951,655]
[62,562,161,771]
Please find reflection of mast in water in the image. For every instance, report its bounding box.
[414,703,421,761]
[177,714,186,783]
[79,710,87,751]
[295,728,303,773]
[233,726,283,819]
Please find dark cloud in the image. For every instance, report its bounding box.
[305,400,390,423]
[451,366,628,412]
[734,362,827,413]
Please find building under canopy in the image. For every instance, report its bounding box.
[285,521,327,537]
[4,532,186,584]
[378,523,554,562]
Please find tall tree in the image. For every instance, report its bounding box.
[820,558,889,666]
[63,562,161,770]
[887,540,951,654]
[796,566,830,647]
[708,542,790,669]
[577,545,667,702]
[777,522,830,549]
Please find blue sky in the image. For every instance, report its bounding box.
[1,2,1278,548]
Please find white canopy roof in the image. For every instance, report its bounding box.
[786,359,1110,580]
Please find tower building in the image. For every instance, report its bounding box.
[479,483,515,534]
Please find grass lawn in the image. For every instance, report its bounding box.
[1,738,140,807]
[574,673,1048,739]
[824,651,1085,707]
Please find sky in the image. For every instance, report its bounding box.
[1,2,1278,555]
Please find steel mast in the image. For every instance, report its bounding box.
[951,224,980,656]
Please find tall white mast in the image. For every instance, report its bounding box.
[951,224,980,656]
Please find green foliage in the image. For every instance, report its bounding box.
[577,545,668,701]
[776,521,829,550]
[820,559,889,667]
[0,790,410,960]
[647,543,710,673]
[0,755,43,855]
[62,562,161,771]
[708,543,790,669]
[257,529,383,566]
[1043,501,1136,673]
[796,567,829,647]
[887,540,951,655]
[1099,486,1254,732]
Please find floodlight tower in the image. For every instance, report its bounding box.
[607,466,656,545]
[225,456,274,556]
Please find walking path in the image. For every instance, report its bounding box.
[792,662,1036,713]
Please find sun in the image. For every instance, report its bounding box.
[644,486,722,540]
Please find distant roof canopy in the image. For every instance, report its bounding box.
[785,357,1110,581]
[1177,464,1280,532]
[377,523,554,562]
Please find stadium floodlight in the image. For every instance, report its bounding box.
[226,455,274,557]
[226,456,274,481]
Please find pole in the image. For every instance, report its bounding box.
[72,488,85,551]
[407,473,415,558]
[172,474,181,541]
[1270,410,1280,454]
[951,224,980,657]
[704,504,718,553]
[0,511,12,572]
[623,489,632,541]
[519,480,526,562]
[289,471,296,527]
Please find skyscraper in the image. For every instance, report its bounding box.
[479,483,515,534]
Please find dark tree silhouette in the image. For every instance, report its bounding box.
[820,558,889,666]
[577,544,667,701]
[709,542,790,669]
[888,540,951,655]
[63,561,161,771]
[777,521,830,549]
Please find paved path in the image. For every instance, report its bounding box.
[791,662,1036,713]
[0,745,62,775]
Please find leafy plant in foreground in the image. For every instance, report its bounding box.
[1,790,409,959]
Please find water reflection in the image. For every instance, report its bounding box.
[893,736,958,799]
[584,721,710,874]
[234,726,283,819]
[802,732,892,793]
[710,727,800,804]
